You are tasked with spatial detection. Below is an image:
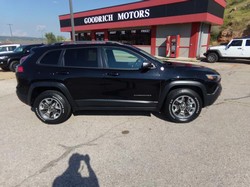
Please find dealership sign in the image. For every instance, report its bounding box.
[60,1,225,28]
[83,9,150,24]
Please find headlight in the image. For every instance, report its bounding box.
[0,56,8,60]
[206,74,221,81]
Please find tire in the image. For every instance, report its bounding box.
[207,53,218,63]
[33,90,72,124]
[163,89,202,123]
[9,61,19,72]
[1,66,10,71]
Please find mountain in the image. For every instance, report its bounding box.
[211,0,250,44]
[0,36,44,44]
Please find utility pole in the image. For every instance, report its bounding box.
[69,0,76,41]
[7,24,13,37]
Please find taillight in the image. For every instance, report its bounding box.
[17,66,24,73]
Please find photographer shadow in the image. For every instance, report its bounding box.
[53,153,99,187]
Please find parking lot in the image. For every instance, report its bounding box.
[0,61,250,187]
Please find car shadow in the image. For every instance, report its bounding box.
[200,57,250,65]
[73,110,173,123]
[73,110,151,117]
[53,153,99,187]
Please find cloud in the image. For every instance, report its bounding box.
[36,25,46,32]
[12,30,28,37]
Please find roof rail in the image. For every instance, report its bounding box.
[53,40,124,46]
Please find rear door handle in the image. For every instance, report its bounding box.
[56,71,70,75]
[106,72,119,76]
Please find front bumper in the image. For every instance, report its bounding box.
[0,59,8,68]
[204,83,222,107]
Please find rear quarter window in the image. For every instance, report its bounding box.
[39,50,62,66]
[246,40,250,46]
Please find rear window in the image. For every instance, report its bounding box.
[39,50,62,65]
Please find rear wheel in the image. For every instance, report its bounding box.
[163,89,202,123]
[207,53,218,63]
[9,61,19,72]
[33,90,72,124]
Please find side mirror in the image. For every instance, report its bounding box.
[141,62,155,70]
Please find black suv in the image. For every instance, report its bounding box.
[15,42,222,124]
[0,44,43,71]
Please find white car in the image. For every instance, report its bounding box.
[0,44,21,54]
[204,38,250,63]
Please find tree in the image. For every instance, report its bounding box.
[45,32,57,44]
[56,36,66,42]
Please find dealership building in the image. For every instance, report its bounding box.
[59,0,225,58]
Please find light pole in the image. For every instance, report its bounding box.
[7,24,13,37]
[69,0,76,41]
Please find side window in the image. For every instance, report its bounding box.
[0,47,7,52]
[246,40,250,46]
[64,48,98,68]
[104,48,144,69]
[229,40,242,47]
[40,50,62,65]
[9,46,17,51]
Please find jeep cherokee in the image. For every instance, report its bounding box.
[16,42,222,124]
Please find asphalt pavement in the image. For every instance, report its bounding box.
[0,61,250,187]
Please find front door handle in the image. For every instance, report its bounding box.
[106,72,119,76]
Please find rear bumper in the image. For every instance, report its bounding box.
[204,83,222,107]
[16,88,29,105]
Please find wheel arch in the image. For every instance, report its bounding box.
[157,81,206,110]
[206,50,222,58]
[28,82,76,109]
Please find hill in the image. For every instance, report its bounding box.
[211,0,250,44]
[0,36,44,45]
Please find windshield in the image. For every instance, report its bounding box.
[14,46,25,52]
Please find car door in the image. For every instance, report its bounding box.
[242,39,250,58]
[223,40,243,57]
[99,46,161,109]
[61,47,108,107]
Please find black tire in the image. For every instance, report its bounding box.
[207,53,218,63]
[33,90,72,124]
[9,61,19,72]
[1,66,10,71]
[163,89,202,123]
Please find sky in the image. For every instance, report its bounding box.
[0,0,141,39]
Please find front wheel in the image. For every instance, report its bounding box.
[1,66,10,71]
[207,53,218,63]
[33,90,72,124]
[163,89,202,123]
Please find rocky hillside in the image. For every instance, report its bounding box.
[211,0,250,44]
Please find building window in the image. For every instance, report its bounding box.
[108,29,151,45]
[78,33,92,41]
